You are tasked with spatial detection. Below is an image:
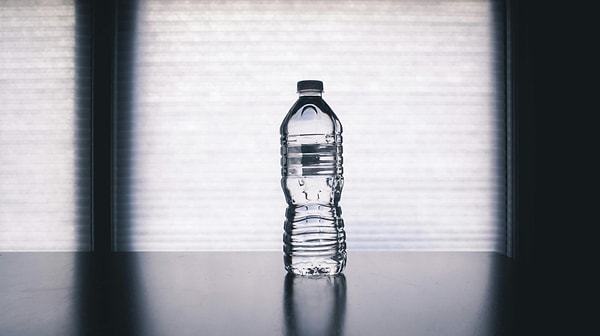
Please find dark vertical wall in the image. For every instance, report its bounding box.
[91,0,116,252]
[512,0,594,333]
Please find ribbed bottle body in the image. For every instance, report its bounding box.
[281,94,346,276]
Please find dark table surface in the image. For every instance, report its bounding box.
[0,252,515,335]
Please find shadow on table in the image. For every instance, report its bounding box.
[74,253,145,336]
[283,273,347,336]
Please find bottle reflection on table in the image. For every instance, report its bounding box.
[283,273,347,336]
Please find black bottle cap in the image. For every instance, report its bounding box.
[297,80,323,92]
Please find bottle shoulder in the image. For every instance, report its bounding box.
[281,97,342,136]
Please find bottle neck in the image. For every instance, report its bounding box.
[298,90,322,97]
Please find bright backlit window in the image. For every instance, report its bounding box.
[0,0,91,251]
[114,0,508,252]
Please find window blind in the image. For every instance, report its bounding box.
[114,0,508,252]
[0,0,91,251]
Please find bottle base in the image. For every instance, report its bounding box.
[284,255,346,276]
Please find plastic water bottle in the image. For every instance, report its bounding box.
[280,80,346,275]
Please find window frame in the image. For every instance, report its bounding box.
[86,0,531,257]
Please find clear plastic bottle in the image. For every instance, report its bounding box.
[281,80,346,275]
